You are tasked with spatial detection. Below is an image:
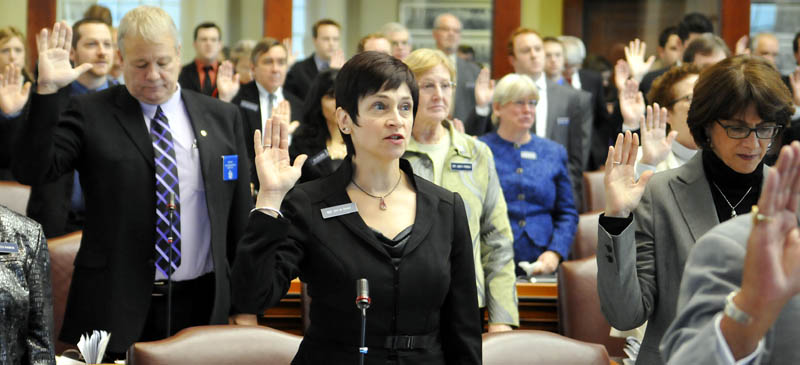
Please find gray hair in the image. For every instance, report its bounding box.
[492,73,539,125]
[117,6,180,55]
[433,13,461,29]
[751,32,777,51]
[381,22,408,36]
[558,35,586,67]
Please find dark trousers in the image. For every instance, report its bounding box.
[140,272,216,341]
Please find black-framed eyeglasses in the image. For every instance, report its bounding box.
[666,93,692,107]
[715,120,782,139]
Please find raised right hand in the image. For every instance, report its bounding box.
[36,21,92,94]
[604,131,653,217]
[624,38,655,82]
[613,59,631,94]
[640,103,677,166]
[253,100,307,209]
[619,78,644,130]
[0,65,31,115]
[474,67,494,107]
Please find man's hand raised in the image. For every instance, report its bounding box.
[36,21,92,94]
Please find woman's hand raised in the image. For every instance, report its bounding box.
[604,131,653,218]
[254,101,307,209]
[640,103,677,166]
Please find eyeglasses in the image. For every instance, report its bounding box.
[419,81,455,94]
[715,120,782,139]
[666,93,692,107]
[512,99,538,108]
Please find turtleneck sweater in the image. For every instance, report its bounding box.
[701,148,763,223]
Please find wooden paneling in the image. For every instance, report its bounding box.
[263,0,292,40]
[491,0,521,79]
[721,0,750,53]
[26,0,56,72]
[562,0,583,37]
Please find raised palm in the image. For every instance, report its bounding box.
[216,60,240,102]
[604,131,653,217]
[474,67,494,107]
[0,65,31,115]
[254,101,306,208]
[640,103,677,166]
[624,38,655,82]
[619,78,644,130]
[36,21,92,94]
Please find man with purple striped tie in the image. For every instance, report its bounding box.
[6,6,252,358]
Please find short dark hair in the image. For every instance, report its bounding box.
[683,34,730,63]
[677,13,713,42]
[83,4,112,26]
[312,19,340,39]
[250,37,286,65]
[72,18,112,49]
[291,69,339,160]
[793,31,800,55]
[647,64,700,110]
[658,26,679,48]
[457,45,475,56]
[542,36,561,45]
[335,51,418,156]
[193,22,220,41]
[687,55,793,150]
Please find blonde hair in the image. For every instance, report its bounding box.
[492,73,538,125]
[402,48,455,81]
[117,6,180,55]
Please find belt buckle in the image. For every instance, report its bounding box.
[394,335,414,350]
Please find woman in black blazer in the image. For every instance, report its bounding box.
[232,52,481,364]
[289,68,346,183]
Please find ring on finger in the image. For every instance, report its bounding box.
[263,144,272,148]
[612,161,621,165]
[751,205,773,225]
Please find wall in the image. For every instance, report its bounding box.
[521,0,563,37]
[0,0,28,34]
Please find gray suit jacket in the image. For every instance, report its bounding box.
[545,80,592,212]
[453,57,480,123]
[661,213,800,364]
[597,152,721,365]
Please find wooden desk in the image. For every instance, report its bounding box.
[262,280,559,335]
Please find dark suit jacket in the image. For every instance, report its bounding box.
[544,80,593,212]
[639,67,669,103]
[284,54,319,102]
[231,81,303,188]
[453,57,481,123]
[579,69,612,170]
[232,158,481,364]
[178,61,217,97]
[12,86,252,352]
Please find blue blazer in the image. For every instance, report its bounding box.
[480,132,578,265]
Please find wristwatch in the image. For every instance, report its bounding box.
[724,290,753,325]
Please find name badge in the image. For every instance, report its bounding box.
[310,150,330,166]
[557,117,570,125]
[0,242,19,254]
[521,151,537,160]
[450,162,473,171]
[222,155,238,181]
[240,100,259,112]
[321,203,358,219]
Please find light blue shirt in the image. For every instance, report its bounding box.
[139,85,213,281]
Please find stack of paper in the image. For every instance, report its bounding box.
[77,330,111,364]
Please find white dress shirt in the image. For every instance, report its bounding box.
[140,85,214,281]
[256,82,286,140]
[530,73,549,138]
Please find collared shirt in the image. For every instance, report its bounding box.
[69,79,112,95]
[713,313,764,364]
[255,82,286,133]
[313,53,329,72]
[139,84,213,281]
[194,59,219,89]
[530,73,549,138]
[567,70,582,90]
[635,141,698,178]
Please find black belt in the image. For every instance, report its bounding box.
[366,332,440,351]
[152,272,214,296]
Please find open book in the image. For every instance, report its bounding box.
[77,330,111,364]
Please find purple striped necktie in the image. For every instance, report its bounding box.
[150,106,181,277]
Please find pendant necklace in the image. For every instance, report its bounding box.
[352,174,402,210]
[712,181,752,218]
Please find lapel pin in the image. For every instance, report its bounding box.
[200,130,207,137]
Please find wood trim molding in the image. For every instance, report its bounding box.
[27,0,57,71]
[720,0,750,53]
[491,0,521,79]
[263,0,292,40]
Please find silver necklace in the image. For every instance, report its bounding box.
[712,181,752,218]
[351,175,402,211]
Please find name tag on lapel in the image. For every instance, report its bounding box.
[240,100,259,112]
[0,242,19,254]
[450,162,473,171]
[557,117,570,125]
[521,151,537,160]
[222,155,238,181]
[310,150,330,166]
[321,203,358,219]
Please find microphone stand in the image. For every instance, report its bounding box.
[166,193,176,338]
[356,279,371,365]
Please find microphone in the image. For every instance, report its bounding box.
[356,278,371,310]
